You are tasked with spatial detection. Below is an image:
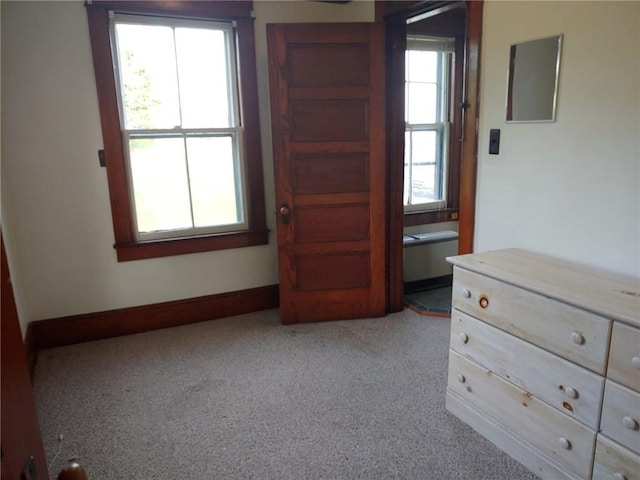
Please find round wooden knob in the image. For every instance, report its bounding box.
[571,331,585,345]
[457,374,466,383]
[558,437,571,450]
[622,416,639,430]
[631,357,640,370]
[57,460,88,480]
[478,295,489,309]
[459,332,469,344]
[613,473,627,480]
[565,387,578,399]
[462,288,471,298]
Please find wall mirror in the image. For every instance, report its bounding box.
[506,34,562,122]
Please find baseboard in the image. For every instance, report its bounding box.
[26,284,279,352]
[24,326,38,379]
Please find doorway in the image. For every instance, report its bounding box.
[383,1,482,314]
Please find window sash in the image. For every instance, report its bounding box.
[404,45,451,212]
[122,129,248,240]
[109,13,248,240]
[404,123,449,212]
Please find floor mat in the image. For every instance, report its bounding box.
[404,286,452,317]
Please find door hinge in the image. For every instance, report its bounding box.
[460,101,470,110]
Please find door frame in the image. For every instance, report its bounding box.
[384,0,483,312]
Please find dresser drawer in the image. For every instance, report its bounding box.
[608,322,640,392]
[450,309,605,429]
[601,380,640,454]
[452,266,611,374]
[593,434,640,480]
[447,351,596,479]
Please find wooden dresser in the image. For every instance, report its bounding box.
[445,249,640,480]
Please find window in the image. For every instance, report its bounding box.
[404,36,454,213]
[86,1,266,261]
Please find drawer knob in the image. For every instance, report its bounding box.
[564,387,578,399]
[457,374,466,384]
[613,473,627,480]
[459,332,469,344]
[571,331,585,345]
[622,416,639,430]
[558,437,572,450]
[632,356,640,370]
[462,288,471,298]
[478,295,489,309]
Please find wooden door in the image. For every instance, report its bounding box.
[267,23,386,324]
[1,234,48,480]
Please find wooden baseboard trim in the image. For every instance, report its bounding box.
[27,284,279,351]
[24,326,38,379]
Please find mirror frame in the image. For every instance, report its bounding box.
[506,34,563,123]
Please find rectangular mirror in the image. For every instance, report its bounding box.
[506,34,562,123]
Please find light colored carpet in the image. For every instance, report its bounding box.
[34,308,538,479]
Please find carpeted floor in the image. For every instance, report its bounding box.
[34,308,538,480]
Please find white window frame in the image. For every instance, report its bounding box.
[110,13,248,241]
[404,36,454,213]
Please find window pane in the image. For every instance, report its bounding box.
[186,136,242,227]
[116,24,181,129]
[129,137,192,233]
[412,130,437,165]
[406,83,437,124]
[175,28,232,128]
[405,130,440,206]
[406,50,438,83]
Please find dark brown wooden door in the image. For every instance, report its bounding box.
[1,234,48,480]
[267,23,386,324]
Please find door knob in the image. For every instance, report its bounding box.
[279,203,291,224]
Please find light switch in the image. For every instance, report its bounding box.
[489,129,500,155]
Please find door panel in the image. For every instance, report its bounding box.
[290,99,368,142]
[292,153,369,194]
[294,205,369,244]
[288,45,369,87]
[297,253,370,291]
[268,23,386,324]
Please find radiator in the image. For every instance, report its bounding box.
[403,231,459,282]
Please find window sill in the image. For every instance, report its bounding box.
[114,229,270,262]
[403,208,459,227]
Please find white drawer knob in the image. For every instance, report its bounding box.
[457,374,466,384]
[622,416,639,430]
[613,473,627,480]
[571,331,585,345]
[564,387,578,399]
[459,332,469,344]
[462,288,471,298]
[632,356,640,370]
[558,437,572,450]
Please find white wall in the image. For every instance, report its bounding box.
[476,1,640,278]
[0,1,374,334]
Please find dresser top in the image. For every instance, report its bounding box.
[447,248,640,328]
